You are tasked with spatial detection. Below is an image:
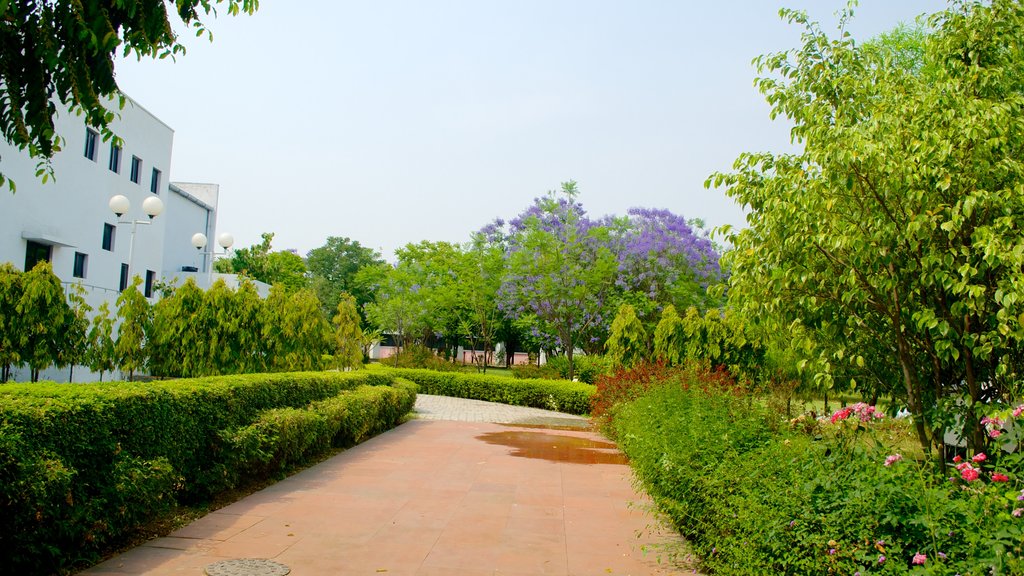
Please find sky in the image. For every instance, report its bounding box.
[113,0,947,261]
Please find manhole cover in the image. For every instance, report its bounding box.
[204,558,290,576]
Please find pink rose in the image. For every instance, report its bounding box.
[973,453,987,463]
[912,553,927,565]
[961,466,980,482]
[884,454,903,467]
[992,473,1010,483]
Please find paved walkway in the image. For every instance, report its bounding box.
[82,396,693,575]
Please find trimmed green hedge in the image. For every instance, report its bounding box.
[0,371,415,575]
[384,367,594,414]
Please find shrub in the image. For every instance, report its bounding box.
[545,354,612,384]
[611,374,1024,575]
[387,344,462,371]
[386,367,593,414]
[0,370,415,575]
[510,362,561,380]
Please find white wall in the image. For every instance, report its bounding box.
[163,182,218,280]
[0,97,174,295]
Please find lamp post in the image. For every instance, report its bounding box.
[190,231,235,283]
[109,194,163,284]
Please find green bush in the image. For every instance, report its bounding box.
[544,354,612,384]
[611,373,1024,575]
[0,371,415,575]
[385,367,593,414]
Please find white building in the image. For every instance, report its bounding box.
[0,96,226,381]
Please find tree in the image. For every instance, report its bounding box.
[0,263,24,381]
[216,232,308,290]
[500,182,619,381]
[60,283,92,381]
[114,277,150,380]
[455,233,506,372]
[306,237,384,321]
[610,208,722,316]
[605,303,647,369]
[18,261,70,381]
[86,301,116,381]
[0,0,258,191]
[332,293,364,370]
[262,285,332,372]
[710,1,1024,455]
[361,263,430,365]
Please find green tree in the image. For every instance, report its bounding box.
[18,261,70,381]
[216,232,308,290]
[361,263,430,365]
[454,233,506,372]
[652,304,686,366]
[114,277,150,380]
[306,236,384,321]
[60,283,92,381]
[0,263,24,381]
[86,301,116,381]
[149,278,208,377]
[332,293,364,370]
[605,303,648,369]
[0,0,258,191]
[262,285,332,372]
[710,1,1024,454]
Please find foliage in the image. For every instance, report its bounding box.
[114,277,150,380]
[0,370,412,575]
[608,207,722,315]
[649,305,765,383]
[60,283,92,381]
[215,232,308,290]
[611,374,1024,575]
[590,361,679,423]
[262,285,332,372]
[361,262,430,361]
[16,261,70,381]
[306,236,384,321]
[332,293,365,369]
[386,367,594,415]
[543,354,612,385]
[498,182,619,380]
[386,344,462,372]
[605,303,648,368]
[710,0,1024,454]
[0,263,23,381]
[85,301,116,381]
[0,0,258,192]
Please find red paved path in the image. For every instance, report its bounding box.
[82,419,692,575]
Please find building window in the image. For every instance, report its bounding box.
[24,241,52,271]
[84,128,98,161]
[119,263,129,292]
[144,270,156,298]
[73,252,88,279]
[109,142,122,173]
[150,168,161,194]
[130,156,142,184]
[102,223,116,251]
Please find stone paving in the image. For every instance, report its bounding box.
[413,394,591,428]
[82,396,695,575]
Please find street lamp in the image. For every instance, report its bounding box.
[109,194,163,284]
[190,231,234,280]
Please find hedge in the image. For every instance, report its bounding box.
[0,371,415,575]
[383,367,594,415]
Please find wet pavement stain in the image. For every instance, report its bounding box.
[476,431,630,465]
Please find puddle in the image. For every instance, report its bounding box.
[499,422,595,432]
[476,431,629,465]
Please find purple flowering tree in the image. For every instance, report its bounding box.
[499,181,618,381]
[611,208,721,311]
